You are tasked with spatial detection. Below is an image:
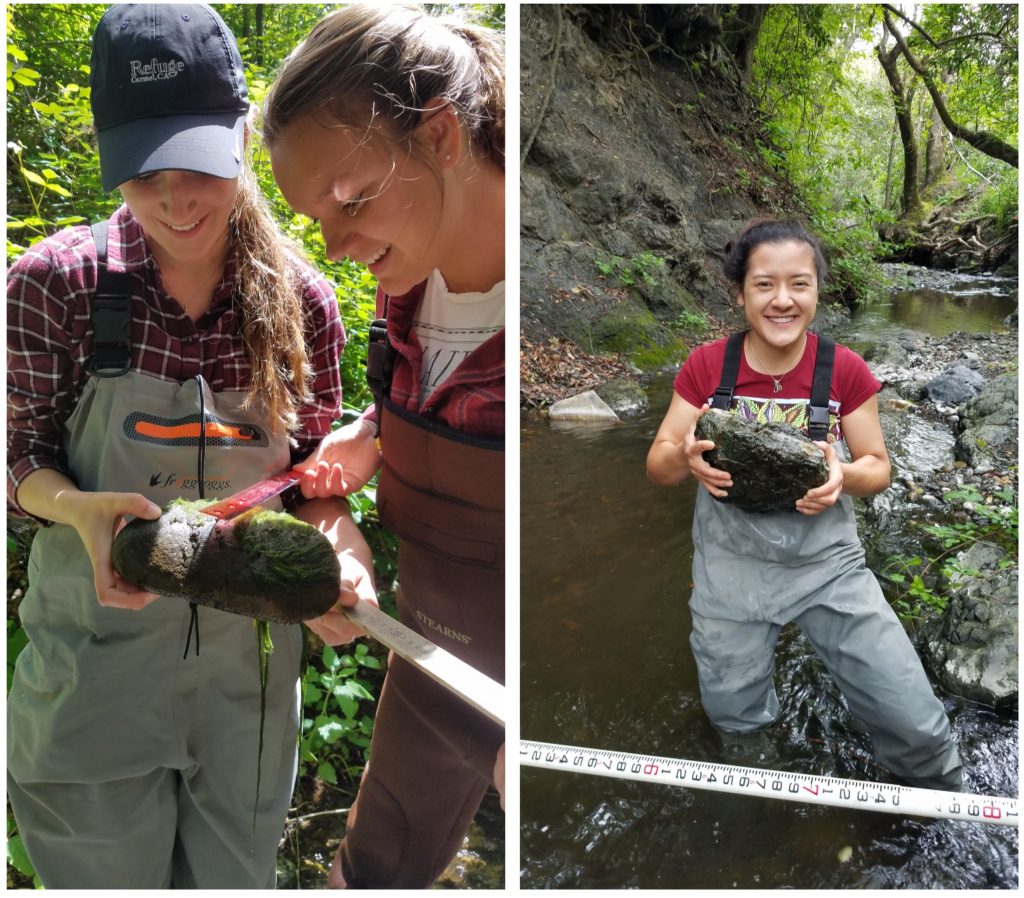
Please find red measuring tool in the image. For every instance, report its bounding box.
[200,468,305,519]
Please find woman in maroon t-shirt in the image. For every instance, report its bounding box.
[647,219,962,792]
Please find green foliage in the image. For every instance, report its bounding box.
[977,168,1019,230]
[299,642,382,786]
[594,251,667,290]
[6,818,40,889]
[882,483,1017,621]
[673,308,709,336]
[750,3,1018,286]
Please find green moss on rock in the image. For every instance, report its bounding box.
[111,502,340,624]
[593,306,686,371]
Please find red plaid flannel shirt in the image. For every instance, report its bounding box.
[375,281,504,438]
[7,205,344,512]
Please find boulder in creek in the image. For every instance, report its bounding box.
[111,500,340,624]
[694,409,829,513]
[919,542,1018,709]
[595,378,649,417]
[954,374,1018,473]
[922,364,986,406]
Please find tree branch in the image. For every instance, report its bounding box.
[521,5,564,168]
[883,8,1018,168]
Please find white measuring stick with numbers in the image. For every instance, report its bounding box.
[520,740,1018,826]
[344,600,504,727]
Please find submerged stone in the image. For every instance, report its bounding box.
[695,409,829,513]
[111,499,340,624]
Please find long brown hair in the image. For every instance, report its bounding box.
[261,4,504,170]
[231,158,312,436]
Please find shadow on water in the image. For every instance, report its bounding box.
[520,273,1018,889]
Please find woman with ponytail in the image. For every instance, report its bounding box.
[263,4,505,888]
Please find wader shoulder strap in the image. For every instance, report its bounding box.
[366,295,396,431]
[709,330,746,410]
[86,220,133,378]
[711,330,835,440]
[808,333,835,442]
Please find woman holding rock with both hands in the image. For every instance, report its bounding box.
[262,3,506,889]
[647,218,963,792]
[7,4,373,889]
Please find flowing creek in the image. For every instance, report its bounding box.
[520,267,1018,889]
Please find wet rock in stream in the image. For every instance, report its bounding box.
[695,409,828,512]
[920,542,1018,709]
[954,375,1019,474]
[923,364,987,405]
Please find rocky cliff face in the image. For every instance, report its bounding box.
[520,5,804,405]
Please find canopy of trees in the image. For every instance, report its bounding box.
[749,4,1017,242]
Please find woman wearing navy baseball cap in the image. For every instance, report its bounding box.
[7,5,373,887]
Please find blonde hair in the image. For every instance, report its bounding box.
[261,3,504,169]
[230,161,312,435]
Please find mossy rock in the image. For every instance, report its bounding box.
[592,306,685,371]
[111,500,340,624]
[695,409,829,513]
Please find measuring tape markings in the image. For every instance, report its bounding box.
[520,740,1018,826]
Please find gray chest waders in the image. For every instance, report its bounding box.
[7,222,304,887]
[343,297,504,887]
[688,331,962,791]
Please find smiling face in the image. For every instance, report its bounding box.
[269,113,449,297]
[738,239,819,355]
[118,170,238,272]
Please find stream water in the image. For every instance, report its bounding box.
[519,267,1018,889]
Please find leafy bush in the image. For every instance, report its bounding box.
[594,251,668,290]
[977,169,1019,231]
[882,485,1017,621]
[300,642,383,786]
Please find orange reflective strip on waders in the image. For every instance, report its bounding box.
[133,421,254,440]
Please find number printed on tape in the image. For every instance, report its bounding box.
[519,740,1018,827]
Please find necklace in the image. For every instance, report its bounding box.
[745,336,791,394]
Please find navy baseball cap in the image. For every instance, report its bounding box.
[90,4,249,192]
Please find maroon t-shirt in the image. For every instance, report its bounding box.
[673,332,881,443]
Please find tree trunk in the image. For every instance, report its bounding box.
[254,4,265,66]
[728,5,767,86]
[924,77,949,188]
[877,37,922,218]
[882,7,1017,168]
[884,115,898,209]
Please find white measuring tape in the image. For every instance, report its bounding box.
[520,740,1018,826]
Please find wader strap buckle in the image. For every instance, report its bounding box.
[808,334,835,442]
[366,315,396,433]
[713,330,836,441]
[710,330,747,410]
[86,220,133,378]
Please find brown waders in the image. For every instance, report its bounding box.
[338,398,504,887]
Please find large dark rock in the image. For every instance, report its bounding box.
[919,542,1018,709]
[695,409,829,512]
[954,374,1018,473]
[111,500,340,624]
[595,378,649,416]
[922,364,986,405]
